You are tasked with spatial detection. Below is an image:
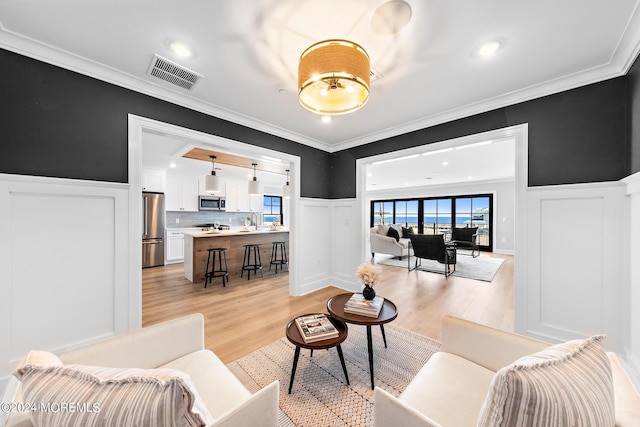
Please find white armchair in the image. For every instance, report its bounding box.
[370,224,412,258]
[7,313,279,427]
[374,315,640,427]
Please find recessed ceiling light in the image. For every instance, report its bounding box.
[169,162,176,168]
[442,161,449,166]
[321,116,332,123]
[169,41,193,58]
[474,40,503,58]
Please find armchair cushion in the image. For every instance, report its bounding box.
[14,350,213,427]
[401,226,415,238]
[387,226,400,241]
[478,335,614,427]
[376,224,390,235]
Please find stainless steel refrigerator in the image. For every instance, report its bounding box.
[142,192,165,268]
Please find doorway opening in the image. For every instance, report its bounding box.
[127,115,303,304]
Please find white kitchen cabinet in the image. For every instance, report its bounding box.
[223,181,247,212]
[165,228,201,263]
[166,176,199,211]
[142,168,166,192]
[166,231,184,263]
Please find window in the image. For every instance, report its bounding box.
[423,199,452,236]
[395,200,419,228]
[371,201,394,226]
[263,195,282,225]
[455,196,490,246]
[371,194,493,251]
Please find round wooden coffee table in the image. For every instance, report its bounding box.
[327,293,398,390]
[285,314,350,394]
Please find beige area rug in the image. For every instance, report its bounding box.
[376,254,505,282]
[226,324,440,427]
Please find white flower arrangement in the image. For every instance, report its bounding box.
[356,263,382,287]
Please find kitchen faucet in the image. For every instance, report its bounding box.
[251,211,259,231]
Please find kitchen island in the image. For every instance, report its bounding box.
[182,229,289,283]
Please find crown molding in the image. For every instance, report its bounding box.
[3,16,640,154]
[0,28,334,152]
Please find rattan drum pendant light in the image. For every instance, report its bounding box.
[298,39,370,115]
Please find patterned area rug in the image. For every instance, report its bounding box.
[376,254,504,282]
[226,324,440,427]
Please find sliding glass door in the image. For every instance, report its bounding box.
[372,201,394,226]
[395,200,419,228]
[371,194,493,251]
[455,196,490,246]
[422,199,452,237]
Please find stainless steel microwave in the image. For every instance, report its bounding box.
[198,196,226,211]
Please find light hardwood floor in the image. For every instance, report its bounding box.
[142,253,514,364]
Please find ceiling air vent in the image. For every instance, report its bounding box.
[147,54,203,91]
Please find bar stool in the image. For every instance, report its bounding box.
[204,248,229,288]
[269,241,288,273]
[241,244,263,280]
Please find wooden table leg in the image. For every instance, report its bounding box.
[288,346,301,394]
[336,344,350,385]
[366,325,374,390]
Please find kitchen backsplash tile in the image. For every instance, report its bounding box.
[166,211,253,228]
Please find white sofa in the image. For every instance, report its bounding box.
[370,224,412,258]
[6,313,279,427]
[375,315,640,427]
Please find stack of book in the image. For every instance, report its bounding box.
[294,314,339,343]
[344,294,384,318]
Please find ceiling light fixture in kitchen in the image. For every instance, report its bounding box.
[205,155,221,194]
[248,163,261,195]
[298,39,370,115]
[282,169,290,198]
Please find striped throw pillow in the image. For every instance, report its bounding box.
[477,335,614,427]
[14,350,213,427]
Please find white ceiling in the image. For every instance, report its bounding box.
[141,131,289,187]
[366,138,515,191]
[2,0,639,154]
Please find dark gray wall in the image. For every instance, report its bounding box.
[330,77,629,198]
[0,48,332,198]
[0,47,634,200]
[628,54,640,174]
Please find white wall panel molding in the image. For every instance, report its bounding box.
[297,199,332,296]
[524,182,626,352]
[622,171,640,387]
[296,198,362,295]
[623,170,640,195]
[330,200,362,293]
[0,174,132,378]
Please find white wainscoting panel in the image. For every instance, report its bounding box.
[623,172,640,386]
[330,200,361,293]
[524,183,625,351]
[0,176,131,377]
[296,199,333,295]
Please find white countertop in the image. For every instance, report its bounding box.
[182,228,289,238]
